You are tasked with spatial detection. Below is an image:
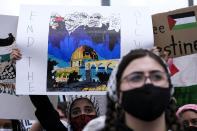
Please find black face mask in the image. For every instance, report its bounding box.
[185,126,197,131]
[121,84,170,121]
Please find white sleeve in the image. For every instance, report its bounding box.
[83,115,106,131]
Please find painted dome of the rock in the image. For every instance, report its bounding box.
[71,45,98,61]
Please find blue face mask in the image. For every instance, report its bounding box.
[185,126,197,131]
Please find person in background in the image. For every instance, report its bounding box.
[29,95,68,131]
[176,104,197,131]
[0,119,25,131]
[66,95,100,131]
[84,49,182,131]
[29,95,100,131]
[30,101,68,131]
[57,101,68,123]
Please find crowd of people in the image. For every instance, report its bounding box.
[0,46,196,131]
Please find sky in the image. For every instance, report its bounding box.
[0,0,190,16]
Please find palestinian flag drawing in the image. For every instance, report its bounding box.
[0,33,16,84]
[0,33,15,55]
[168,11,197,30]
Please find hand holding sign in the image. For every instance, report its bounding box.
[10,47,22,61]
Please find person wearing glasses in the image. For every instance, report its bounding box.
[176,104,197,131]
[84,49,182,131]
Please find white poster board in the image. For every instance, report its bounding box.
[16,5,154,95]
[0,14,58,120]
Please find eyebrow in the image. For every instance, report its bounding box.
[72,107,80,111]
[130,71,143,74]
[132,70,163,73]
[149,70,164,73]
[84,106,93,109]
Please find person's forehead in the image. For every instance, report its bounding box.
[71,98,93,109]
[122,56,165,77]
[181,110,197,120]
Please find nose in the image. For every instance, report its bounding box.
[189,121,194,127]
[81,110,85,115]
[144,77,152,84]
[81,109,87,115]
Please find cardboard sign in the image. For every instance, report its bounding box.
[152,5,197,58]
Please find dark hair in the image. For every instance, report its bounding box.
[102,49,182,131]
[57,101,67,118]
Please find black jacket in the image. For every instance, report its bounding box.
[29,95,68,131]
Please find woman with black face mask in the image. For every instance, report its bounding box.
[176,104,197,131]
[84,49,183,131]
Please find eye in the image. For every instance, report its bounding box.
[86,109,92,113]
[72,110,80,116]
[85,107,94,114]
[127,74,143,83]
[191,118,197,125]
[182,120,189,128]
[151,72,166,81]
[152,74,163,81]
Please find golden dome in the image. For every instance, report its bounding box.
[71,45,98,61]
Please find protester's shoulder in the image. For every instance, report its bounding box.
[83,115,106,131]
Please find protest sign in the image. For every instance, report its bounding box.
[0,14,58,120]
[152,5,197,58]
[16,5,154,95]
[152,6,197,108]
[0,15,18,84]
